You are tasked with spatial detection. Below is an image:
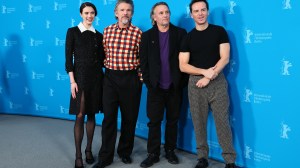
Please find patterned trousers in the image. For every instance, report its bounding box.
[188,73,236,163]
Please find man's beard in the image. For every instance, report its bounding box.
[121,17,130,25]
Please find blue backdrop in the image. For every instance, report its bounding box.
[1,0,299,167]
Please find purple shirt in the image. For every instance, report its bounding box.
[159,30,172,89]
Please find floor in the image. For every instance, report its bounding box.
[0,114,226,168]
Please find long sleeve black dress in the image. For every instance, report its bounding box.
[65,26,104,115]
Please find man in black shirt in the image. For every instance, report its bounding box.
[179,0,237,168]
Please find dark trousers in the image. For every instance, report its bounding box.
[146,86,182,155]
[99,69,142,163]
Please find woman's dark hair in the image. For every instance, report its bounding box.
[80,2,97,16]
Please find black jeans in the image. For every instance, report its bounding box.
[146,86,182,155]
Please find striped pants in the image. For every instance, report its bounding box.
[188,73,236,163]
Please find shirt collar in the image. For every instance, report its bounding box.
[78,22,96,33]
[114,22,132,31]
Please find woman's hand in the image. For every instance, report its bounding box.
[71,82,78,99]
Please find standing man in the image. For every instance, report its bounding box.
[139,2,187,168]
[93,0,142,168]
[179,0,237,168]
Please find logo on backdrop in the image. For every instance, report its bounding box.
[280,122,291,139]
[243,88,253,103]
[32,71,45,80]
[95,17,100,26]
[243,87,272,104]
[281,59,292,75]
[244,145,271,162]
[244,28,273,44]
[30,38,44,47]
[55,37,65,46]
[244,29,253,43]
[60,105,69,114]
[49,88,54,97]
[208,140,220,149]
[3,38,8,46]
[47,54,52,64]
[2,5,16,14]
[54,2,58,10]
[136,121,148,131]
[9,101,23,110]
[6,70,19,79]
[56,72,69,81]
[103,0,108,5]
[35,103,48,112]
[71,18,76,27]
[102,0,117,5]
[28,4,42,13]
[22,54,27,63]
[46,20,51,29]
[24,87,29,95]
[54,2,67,11]
[244,145,253,159]
[185,5,191,18]
[20,21,25,30]
[228,1,237,14]
[282,0,291,9]
[3,38,17,47]
[229,59,236,72]
[2,5,6,13]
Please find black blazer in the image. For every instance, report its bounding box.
[140,23,188,89]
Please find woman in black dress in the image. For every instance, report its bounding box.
[65,2,104,168]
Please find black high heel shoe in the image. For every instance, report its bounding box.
[75,157,84,168]
[85,150,95,164]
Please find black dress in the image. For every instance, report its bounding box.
[65,26,104,115]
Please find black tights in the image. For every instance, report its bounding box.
[74,92,96,166]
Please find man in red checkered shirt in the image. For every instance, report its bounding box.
[93,0,142,168]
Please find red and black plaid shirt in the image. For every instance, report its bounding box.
[103,23,142,71]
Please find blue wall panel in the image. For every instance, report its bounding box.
[1,1,299,167]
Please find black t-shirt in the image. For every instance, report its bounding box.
[180,24,229,69]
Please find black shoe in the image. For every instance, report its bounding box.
[85,150,95,164]
[121,155,132,164]
[140,153,159,168]
[165,150,179,164]
[92,160,111,168]
[75,157,84,168]
[225,163,237,168]
[195,158,208,168]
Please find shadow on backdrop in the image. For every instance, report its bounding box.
[2,34,34,115]
[0,48,4,111]
[210,7,254,167]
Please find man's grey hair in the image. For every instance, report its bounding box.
[150,2,170,25]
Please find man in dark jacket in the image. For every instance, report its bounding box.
[139,2,187,167]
